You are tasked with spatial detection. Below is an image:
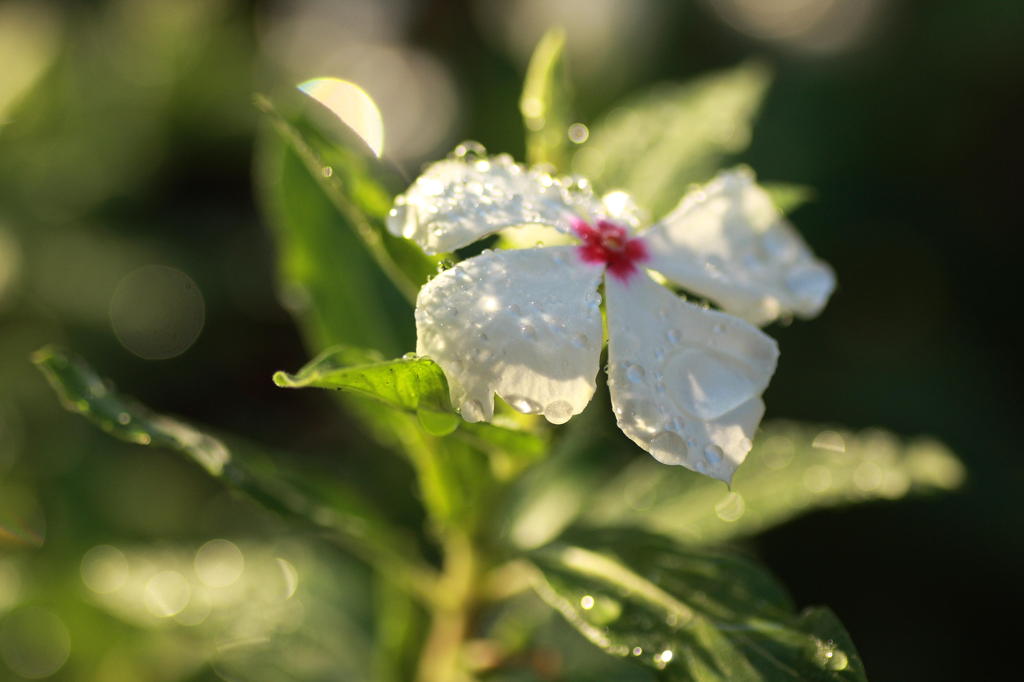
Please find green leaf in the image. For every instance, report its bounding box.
[255,92,436,357]
[529,528,867,681]
[762,181,815,215]
[32,345,437,597]
[273,346,547,474]
[520,28,573,169]
[583,421,965,545]
[274,346,451,414]
[574,61,771,218]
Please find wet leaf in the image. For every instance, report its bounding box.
[530,528,867,681]
[273,346,547,463]
[583,421,965,545]
[521,28,573,169]
[274,346,451,414]
[32,346,436,596]
[255,92,436,357]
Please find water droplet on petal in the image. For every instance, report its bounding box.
[571,333,589,349]
[704,444,723,465]
[665,329,681,345]
[507,303,521,315]
[520,323,537,340]
[507,396,542,415]
[544,400,573,424]
[452,140,486,160]
[649,431,687,465]
[626,364,646,383]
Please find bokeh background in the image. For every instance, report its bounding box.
[2,0,1022,680]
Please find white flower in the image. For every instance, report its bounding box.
[387,144,834,482]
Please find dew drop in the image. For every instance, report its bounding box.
[654,649,674,669]
[632,646,643,656]
[626,364,646,383]
[117,412,131,425]
[544,400,573,425]
[653,347,665,362]
[704,444,723,465]
[571,333,589,349]
[402,352,418,360]
[714,492,746,522]
[665,328,681,344]
[713,323,725,334]
[452,140,487,160]
[507,396,543,415]
[507,303,521,315]
[649,431,687,465]
[580,595,595,610]
[813,640,850,671]
[568,122,590,144]
[520,323,537,340]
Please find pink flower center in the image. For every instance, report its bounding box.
[572,217,649,282]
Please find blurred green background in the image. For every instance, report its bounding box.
[1,0,1021,680]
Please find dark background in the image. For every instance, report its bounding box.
[2,0,1022,680]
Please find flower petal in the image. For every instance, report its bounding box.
[604,270,779,482]
[387,151,602,255]
[643,169,835,325]
[416,246,604,424]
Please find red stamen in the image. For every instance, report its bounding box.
[571,217,648,282]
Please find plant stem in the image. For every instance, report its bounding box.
[415,531,478,682]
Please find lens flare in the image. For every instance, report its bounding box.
[299,77,384,158]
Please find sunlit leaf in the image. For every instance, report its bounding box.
[32,346,436,597]
[255,92,437,357]
[530,528,867,681]
[583,421,965,545]
[520,28,573,169]
[575,61,771,217]
[273,345,547,463]
[274,347,450,414]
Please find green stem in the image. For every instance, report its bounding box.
[415,531,479,682]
